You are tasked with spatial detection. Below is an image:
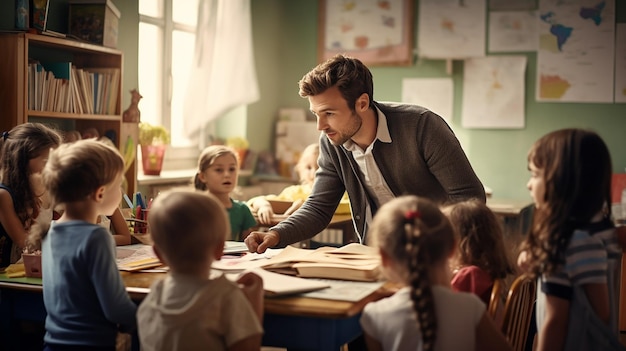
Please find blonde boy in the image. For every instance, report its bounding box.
[137,190,264,351]
[41,139,136,350]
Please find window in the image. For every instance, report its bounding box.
[138,0,198,149]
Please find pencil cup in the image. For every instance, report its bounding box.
[22,253,42,278]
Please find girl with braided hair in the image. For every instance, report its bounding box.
[360,195,511,351]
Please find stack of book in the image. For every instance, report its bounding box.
[261,243,381,282]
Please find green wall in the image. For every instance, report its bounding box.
[245,0,626,201]
[2,0,624,201]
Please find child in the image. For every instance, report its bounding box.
[194,145,256,241]
[0,123,62,267]
[518,128,622,350]
[137,190,264,351]
[40,139,137,350]
[360,195,511,351]
[248,143,349,225]
[443,199,515,305]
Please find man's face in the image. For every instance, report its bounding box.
[309,86,362,146]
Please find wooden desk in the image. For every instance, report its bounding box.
[0,270,391,351]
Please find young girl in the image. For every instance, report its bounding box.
[360,195,511,351]
[519,128,622,351]
[138,190,263,351]
[248,143,350,224]
[194,145,256,241]
[0,123,62,267]
[443,199,516,305]
[40,139,136,350]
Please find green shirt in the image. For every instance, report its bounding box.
[227,199,256,241]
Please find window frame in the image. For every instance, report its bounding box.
[138,0,199,168]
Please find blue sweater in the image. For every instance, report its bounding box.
[42,220,137,347]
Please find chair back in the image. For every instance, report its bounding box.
[488,279,504,320]
[501,275,536,351]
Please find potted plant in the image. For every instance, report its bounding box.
[139,122,171,176]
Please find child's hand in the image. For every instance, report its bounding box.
[237,271,264,321]
[283,199,304,216]
[517,250,530,273]
[256,205,274,225]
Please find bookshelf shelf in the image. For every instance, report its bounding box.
[28,110,122,121]
[0,32,136,195]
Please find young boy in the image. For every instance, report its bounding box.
[137,190,264,351]
[40,139,137,350]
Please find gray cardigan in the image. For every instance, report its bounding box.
[271,102,485,247]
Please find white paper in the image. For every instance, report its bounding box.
[301,279,385,302]
[401,78,453,124]
[488,11,538,52]
[462,56,527,129]
[536,0,615,102]
[418,0,487,59]
[615,24,626,103]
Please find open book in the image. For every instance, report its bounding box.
[261,244,381,282]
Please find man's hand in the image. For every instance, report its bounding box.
[244,230,280,253]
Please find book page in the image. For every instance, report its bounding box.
[220,268,330,296]
[302,280,385,302]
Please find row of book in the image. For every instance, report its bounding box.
[27,60,120,115]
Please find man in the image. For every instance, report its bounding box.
[245,55,485,253]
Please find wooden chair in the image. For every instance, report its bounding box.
[501,275,536,351]
[488,279,504,320]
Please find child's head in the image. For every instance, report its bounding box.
[294,143,319,185]
[148,190,229,273]
[42,139,124,213]
[443,199,515,280]
[0,123,62,225]
[524,128,612,277]
[194,145,239,193]
[527,128,612,216]
[369,195,456,351]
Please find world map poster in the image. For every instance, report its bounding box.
[536,0,615,103]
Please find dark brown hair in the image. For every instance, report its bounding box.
[298,54,374,111]
[522,128,612,278]
[0,123,62,228]
[444,199,515,279]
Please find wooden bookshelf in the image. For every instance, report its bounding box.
[0,32,136,195]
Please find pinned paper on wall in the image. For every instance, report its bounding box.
[274,121,321,179]
[401,78,454,124]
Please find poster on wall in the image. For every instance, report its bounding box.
[461,56,527,129]
[319,0,414,66]
[417,0,486,59]
[401,78,454,125]
[536,0,615,103]
[488,11,538,52]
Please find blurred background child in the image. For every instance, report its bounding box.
[40,139,136,350]
[194,145,256,241]
[361,195,511,351]
[249,143,349,225]
[138,190,263,351]
[443,199,516,305]
[518,128,621,350]
[0,123,62,267]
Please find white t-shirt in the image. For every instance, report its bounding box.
[138,273,263,351]
[360,285,485,351]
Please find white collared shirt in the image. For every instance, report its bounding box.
[343,107,395,232]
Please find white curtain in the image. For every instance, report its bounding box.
[183,0,259,137]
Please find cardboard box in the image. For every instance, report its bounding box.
[68,0,120,48]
